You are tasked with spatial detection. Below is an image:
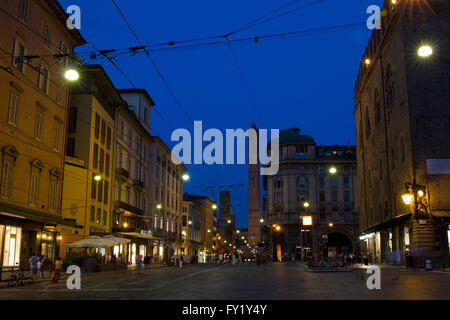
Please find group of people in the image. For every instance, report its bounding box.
[28,253,63,281]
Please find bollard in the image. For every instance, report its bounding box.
[426,260,432,271]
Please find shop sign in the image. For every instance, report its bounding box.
[141,230,153,237]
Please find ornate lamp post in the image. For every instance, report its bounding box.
[401,181,429,218]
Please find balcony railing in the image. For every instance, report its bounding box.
[115,168,129,181]
[133,179,145,189]
[115,200,144,216]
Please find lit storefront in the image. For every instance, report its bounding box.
[0,225,21,266]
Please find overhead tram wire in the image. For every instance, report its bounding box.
[110,0,228,186]
[1,21,368,60]
[230,0,325,35]
[225,37,265,127]
[111,0,194,125]
[0,50,218,189]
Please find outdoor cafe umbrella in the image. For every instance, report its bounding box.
[66,236,117,249]
[102,235,131,245]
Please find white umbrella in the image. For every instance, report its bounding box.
[103,235,131,245]
[66,236,116,248]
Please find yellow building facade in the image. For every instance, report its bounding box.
[0,0,84,266]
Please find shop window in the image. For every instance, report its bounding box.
[2,226,22,266]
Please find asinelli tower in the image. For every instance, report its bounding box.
[248,124,261,246]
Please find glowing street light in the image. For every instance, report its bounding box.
[227,219,231,224]
[64,69,79,81]
[328,222,334,228]
[182,173,190,181]
[156,204,162,210]
[275,225,281,231]
[364,58,371,66]
[260,218,264,223]
[212,203,217,210]
[401,193,414,205]
[418,45,433,57]
[303,201,310,208]
[302,216,313,226]
[329,167,337,174]
[94,175,101,181]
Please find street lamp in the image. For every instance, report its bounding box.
[260,218,264,223]
[94,174,101,181]
[227,219,231,224]
[401,181,429,216]
[182,173,190,181]
[212,203,217,210]
[418,45,433,57]
[329,167,337,174]
[64,68,79,81]
[156,204,162,210]
[303,201,310,208]
[328,222,334,228]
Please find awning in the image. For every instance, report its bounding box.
[360,213,412,234]
[431,210,450,219]
[116,231,162,240]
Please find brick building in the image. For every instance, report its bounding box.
[355,0,450,267]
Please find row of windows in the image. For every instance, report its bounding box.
[273,190,352,204]
[8,90,62,152]
[1,155,59,210]
[273,175,352,189]
[93,144,110,177]
[90,206,107,226]
[94,113,112,150]
[91,174,109,205]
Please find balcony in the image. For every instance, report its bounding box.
[133,179,145,189]
[115,200,144,216]
[115,168,129,182]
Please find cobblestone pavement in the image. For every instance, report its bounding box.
[0,263,449,300]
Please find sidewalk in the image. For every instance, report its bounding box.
[0,263,170,289]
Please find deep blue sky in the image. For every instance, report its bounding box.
[59,0,382,228]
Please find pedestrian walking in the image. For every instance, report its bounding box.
[136,255,142,268]
[219,253,224,265]
[179,255,184,268]
[29,253,39,281]
[37,258,43,278]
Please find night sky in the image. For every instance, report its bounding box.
[59,0,383,228]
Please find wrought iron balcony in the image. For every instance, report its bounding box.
[133,179,145,189]
[115,167,129,181]
[115,200,144,216]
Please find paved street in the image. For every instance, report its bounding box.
[0,263,449,300]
